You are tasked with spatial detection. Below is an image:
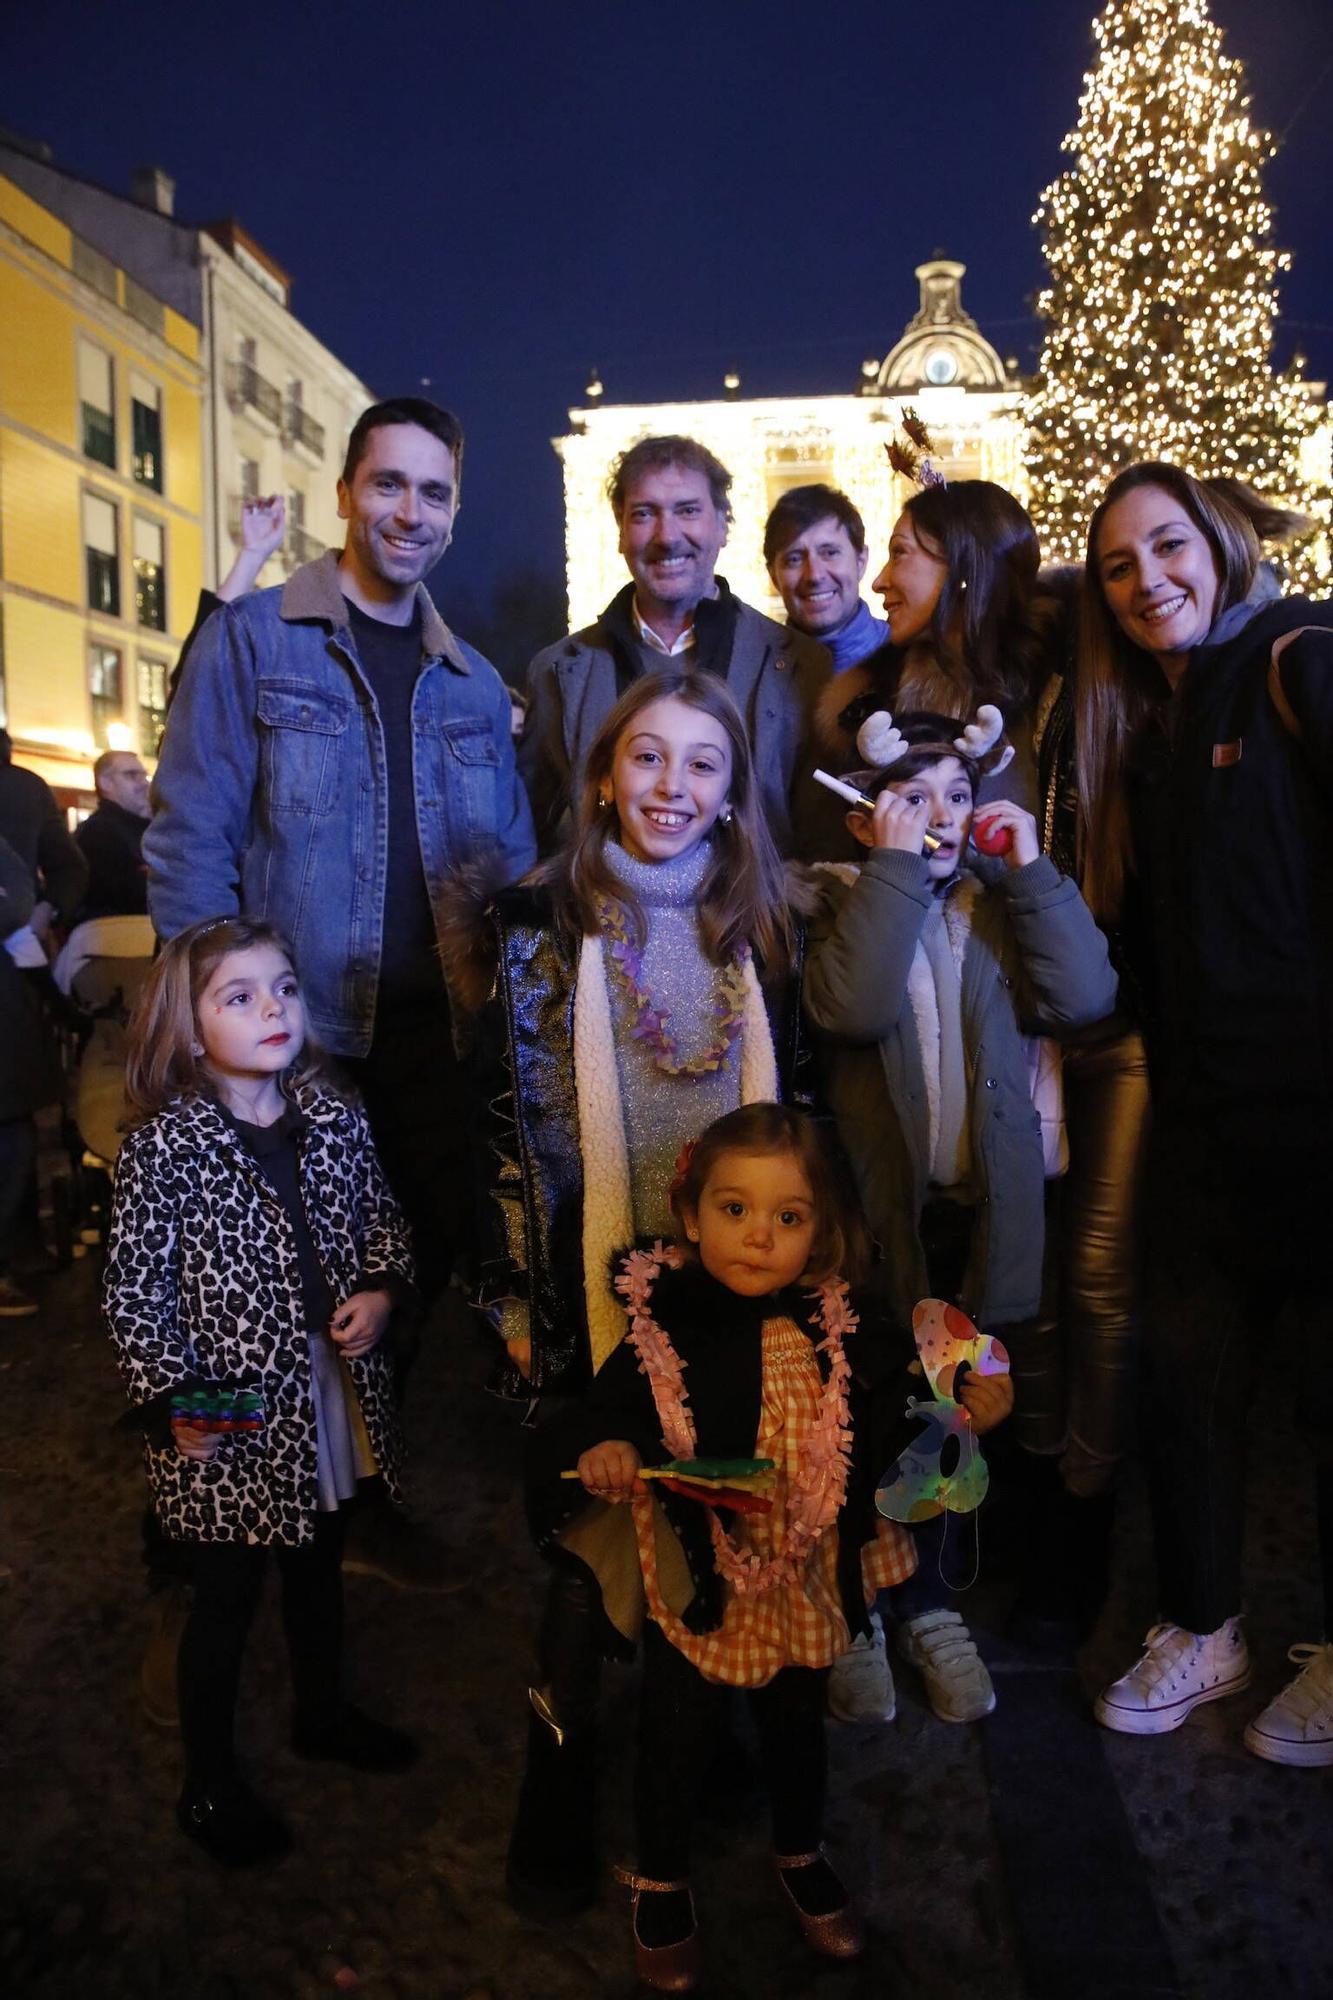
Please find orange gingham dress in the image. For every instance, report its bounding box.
[632,1314,916,1688]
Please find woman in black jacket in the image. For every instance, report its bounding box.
[1078,463,1333,1766]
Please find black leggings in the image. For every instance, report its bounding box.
[178,1513,345,1786]
[635,1622,829,1881]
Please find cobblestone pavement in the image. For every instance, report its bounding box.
[1,1259,1329,2000]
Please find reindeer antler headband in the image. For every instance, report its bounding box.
[855,703,1014,778]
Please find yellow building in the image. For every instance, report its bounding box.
[0,169,204,800]
[558,260,1027,628]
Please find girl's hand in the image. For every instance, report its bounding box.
[866,789,931,854]
[330,1289,393,1356]
[171,1419,221,1462]
[957,1372,1014,1434]
[577,1440,645,1501]
[972,802,1039,869]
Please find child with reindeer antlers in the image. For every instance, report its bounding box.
[803,706,1118,1726]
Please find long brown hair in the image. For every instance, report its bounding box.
[540,669,797,971]
[124,916,322,1125]
[894,481,1042,711]
[1074,461,1306,920]
[669,1103,870,1286]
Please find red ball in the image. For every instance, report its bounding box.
[973,815,1012,857]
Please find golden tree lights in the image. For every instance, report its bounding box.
[1026,0,1330,584]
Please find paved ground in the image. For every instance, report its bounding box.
[2,1256,1329,2000]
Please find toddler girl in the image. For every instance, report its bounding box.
[530,1102,1012,1992]
[104,916,416,1864]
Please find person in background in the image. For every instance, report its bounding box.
[75,751,151,921]
[521,435,827,855]
[0,837,45,1317]
[0,727,88,942]
[168,495,288,700]
[764,484,887,672]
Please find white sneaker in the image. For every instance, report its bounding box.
[828,1613,895,1723]
[1094,1618,1250,1735]
[896,1609,995,1723]
[1243,1642,1333,1768]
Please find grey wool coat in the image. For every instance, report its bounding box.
[519,596,827,857]
[803,849,1118,1329]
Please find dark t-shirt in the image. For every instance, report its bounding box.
[344,599,443,1006]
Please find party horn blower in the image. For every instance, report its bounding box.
[812,770,942,853]
[562,1456,775,1512]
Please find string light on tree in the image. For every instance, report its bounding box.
[1025,0,1330,584]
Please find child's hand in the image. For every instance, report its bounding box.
[957,1371,1014,1433]
[972,801,1039,869]
[577,1440,645,1502]
[171,1419,221,1462]
[866,789,931,854]
[330,1289,393,1356]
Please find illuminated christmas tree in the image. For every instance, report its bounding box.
[1026,0,1328,580]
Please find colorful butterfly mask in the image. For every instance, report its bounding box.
[875,1300,1010,1524]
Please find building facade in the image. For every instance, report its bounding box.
[198,219,373,594]
[557,260,1027,629]
[0,167,205,795]
[0,141,373,800]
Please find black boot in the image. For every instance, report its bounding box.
[505,1699,598,1919]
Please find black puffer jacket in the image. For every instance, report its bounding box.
[1125,595,1333,1141]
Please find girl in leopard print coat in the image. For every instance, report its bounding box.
[104,916,417,1864]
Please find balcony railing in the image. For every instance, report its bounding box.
[228,360,282,427]
[284,403,325,459]
[282,523,327,571]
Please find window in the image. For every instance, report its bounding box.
[0,601,7,728]
[240,456,261,502]
[133,517,166,631]
[138,655,170,757]
[84,492,120,616]
[89,643,124,746]
[79,344,116,468]
[131,373,163,491]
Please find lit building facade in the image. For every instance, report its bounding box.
[556,260,1027,628]
[0,166,205,796]
[197,219,373,594]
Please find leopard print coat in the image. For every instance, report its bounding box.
[104,1080,412,1547]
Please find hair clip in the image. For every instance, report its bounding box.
[885,406,947,491]
[668,1137,697,1204]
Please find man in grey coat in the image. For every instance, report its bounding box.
[519,434,827,854]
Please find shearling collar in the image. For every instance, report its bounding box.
[278,551,471,674]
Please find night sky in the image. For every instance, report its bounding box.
[6,0,1333,654]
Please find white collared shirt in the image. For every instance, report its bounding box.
[632,599,698,656]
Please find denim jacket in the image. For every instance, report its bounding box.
[144,553,536,1055]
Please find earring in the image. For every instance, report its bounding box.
[686,1225,699,1241]
[597,793,611,811]
[719,804,733,825]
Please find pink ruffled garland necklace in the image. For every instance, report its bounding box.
[613,1244,857,1597]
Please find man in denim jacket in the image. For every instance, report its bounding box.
[146,398,535,1317]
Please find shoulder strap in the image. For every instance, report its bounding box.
[1268,626,1333,740]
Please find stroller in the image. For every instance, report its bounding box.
[52,915,155,1248]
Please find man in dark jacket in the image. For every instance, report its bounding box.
[75,751,151,920]
[0,729,87,931]
[520,435,827,855]
[0,837,43,1316]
